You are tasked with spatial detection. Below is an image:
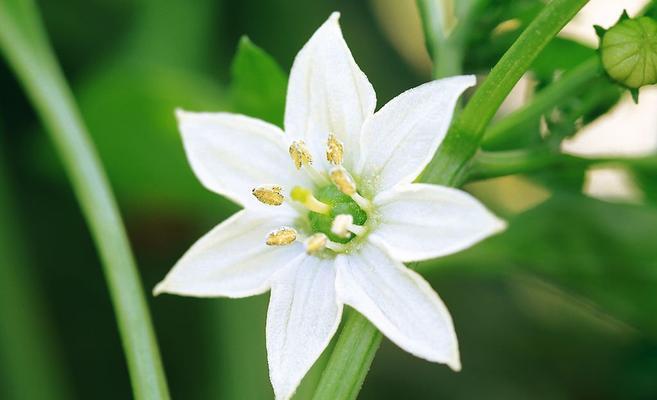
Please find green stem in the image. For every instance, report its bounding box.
[0,140,71,400]
[416,0,463,77]
[312,309,382,400]
[0,2,170,399]
[482,57,601,149]
[467,148,657,181]
[421,0,590,186]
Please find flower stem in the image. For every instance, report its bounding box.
[421,0,590,186]
[312,309,382,400]
[0,1,170,399]
[0,141,72,400]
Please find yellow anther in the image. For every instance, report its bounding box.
[291,186,331,214]
[331,214,354,238]
[326,133,344,165]
[265,227,297,246]
[252,185,284,206]
[305,233,328,254]
[329,166,356,195]
[289,140,313,170]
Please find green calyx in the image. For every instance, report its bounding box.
[308,185,367,244]
[598,14,657,95]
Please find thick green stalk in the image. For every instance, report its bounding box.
[421,0,590,186]
[312,1,589,399]
[0,141,71,400]
[312,309,382,400]
[0,1,170,399]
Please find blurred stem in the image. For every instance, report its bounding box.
[421,0,590,186]
[482,57,602,149]
[416,0,463,77]
[312,309,381,400]
[0,140,71,400]
[0,1,170,399]
[467,148,657,181]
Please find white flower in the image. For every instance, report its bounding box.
[155,12,506,400]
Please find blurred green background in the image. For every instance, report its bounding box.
[2,0,657,399]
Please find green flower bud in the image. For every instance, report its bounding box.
[599,15,657,91]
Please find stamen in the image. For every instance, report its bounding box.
[291,187,331,214]
[351,192,372,212]
[329,166,356,195]
[289,140,313,170]
[252,184,284,206]
[326,133,344,165]
[266,227,297,246]
[331,214,353,238]
[331,214,367,238]
[304,233,347,254]
[305,233,327,254]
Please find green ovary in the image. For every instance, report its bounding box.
[308,185,368,244]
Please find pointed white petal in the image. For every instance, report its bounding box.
[372,183,506,262]
[285,12,376,171]
[154,210,303,297]
[267,255,341,400]
[336,241,460,370]
[357,76,475,194]
[177,110,310,211]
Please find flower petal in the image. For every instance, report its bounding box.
[357,76,476,194]
[336,240,460,370]
[285,12,376,171]
[372,183,506,262]
[267,255,341,400]
[154,210,303,297]
[177,110,309,212]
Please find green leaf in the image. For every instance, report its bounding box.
[425,193,657,336]
[229,36,287,127]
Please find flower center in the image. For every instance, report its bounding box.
[256,133,373,255]
[308,185,367,244]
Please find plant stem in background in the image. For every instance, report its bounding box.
[467,149,657,182]
[312,309,382,400]
[0,1,170,399]
[416,0,463,77]
[421,0,590,186]
[312,1,590,399]
[482,57,602,149]
[0,140,71,400]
